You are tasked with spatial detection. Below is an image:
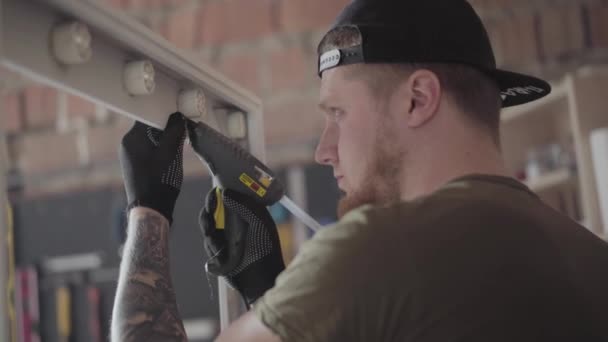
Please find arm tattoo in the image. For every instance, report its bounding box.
[111,208,187,342]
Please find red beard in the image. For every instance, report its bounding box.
[337,122,405,219]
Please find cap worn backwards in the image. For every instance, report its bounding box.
[317,0,551,108]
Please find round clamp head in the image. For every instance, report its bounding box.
[178,88,207,120]
[51,21,92,65]
[227,111,247,139]
[123,60,156,96]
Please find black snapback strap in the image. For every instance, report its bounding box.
[318,45,364,76]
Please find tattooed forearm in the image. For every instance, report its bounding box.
[111,207,187,342]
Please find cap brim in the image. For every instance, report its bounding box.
[482,68,552,108]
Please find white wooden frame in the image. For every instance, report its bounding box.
[0,0,262,338]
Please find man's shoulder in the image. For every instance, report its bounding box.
[321,179,525,244]
[332,185,480,232]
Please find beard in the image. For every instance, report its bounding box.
[337,120,405,219]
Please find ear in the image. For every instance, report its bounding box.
[404,69,442,128]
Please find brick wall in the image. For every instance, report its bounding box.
[2,0,608,195]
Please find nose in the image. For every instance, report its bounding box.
[315,121,338,166]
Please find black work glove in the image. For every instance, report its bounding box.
[200,187,285,307]
[119,112,186,224]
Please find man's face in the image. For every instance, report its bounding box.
[315,66,406,218]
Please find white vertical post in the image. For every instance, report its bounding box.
[287,166,310,250]
[0,0,10,336]
[216,104,266,327]
[0,97,12,342]
[218,279,246,329]
[212,170,247,328]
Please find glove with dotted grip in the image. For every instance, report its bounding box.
[200,187,285,306]
[119,112,186,224]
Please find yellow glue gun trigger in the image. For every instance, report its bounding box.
[213,187,226,230]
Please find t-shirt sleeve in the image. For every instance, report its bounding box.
[253,208,375,342]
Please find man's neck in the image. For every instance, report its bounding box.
[400,142,508,201]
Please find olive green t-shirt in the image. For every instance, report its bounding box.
[254,175,608,341]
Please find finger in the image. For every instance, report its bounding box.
[121,121,151,145]
[216,203,248,272]
[120,122,161,159]
[222,189,265,214]
[222,189,275,227]
[199,197,227,260]
[131,120,151,132]
[222,188,258,206]
[185,118,199,142]
[160,112,186,153]
[199,187,219,235]
[201,198,230,272]
[199,204,217,237]
[206,204,247,276]
[202,223,224,256]
[222,189,258,220]
[205,258,222,275]
[205,187,219,215]
[203,236,228,273]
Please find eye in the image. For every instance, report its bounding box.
[329,108,345,121]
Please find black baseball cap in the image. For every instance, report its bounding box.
[317,0,551,108]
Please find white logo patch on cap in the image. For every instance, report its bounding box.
[319,49,342,74]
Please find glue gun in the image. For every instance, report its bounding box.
[186,119,321,232]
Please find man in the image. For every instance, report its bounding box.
[112,0,608,341]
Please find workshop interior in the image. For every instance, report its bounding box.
[1,0,608,341]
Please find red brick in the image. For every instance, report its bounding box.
[166,0,187,6]
[539,5,584,60]
[197,1,228,45]
[268,45,313,93]
[1,91,23,133]
[18,131,81,175]
[162,5,198,49]
[105,0,128,9]
[127,0,186,9]
[197,0,274,46]
[127,0,161,9]
[23,85,58,128]
[67,94,96,120]
[588,2,608,49]
[227,0,274,42]
[279,0,349,33]
[218,52,262,95]
[87,122,130,164]
[264,94,324,145]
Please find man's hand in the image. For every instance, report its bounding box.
[119,112,186,223]
[200,188,285,307]
[112,114,188,342]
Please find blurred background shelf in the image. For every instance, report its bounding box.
[501,66,608,236]
[501,82,569,124]
[525,168,576,194]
